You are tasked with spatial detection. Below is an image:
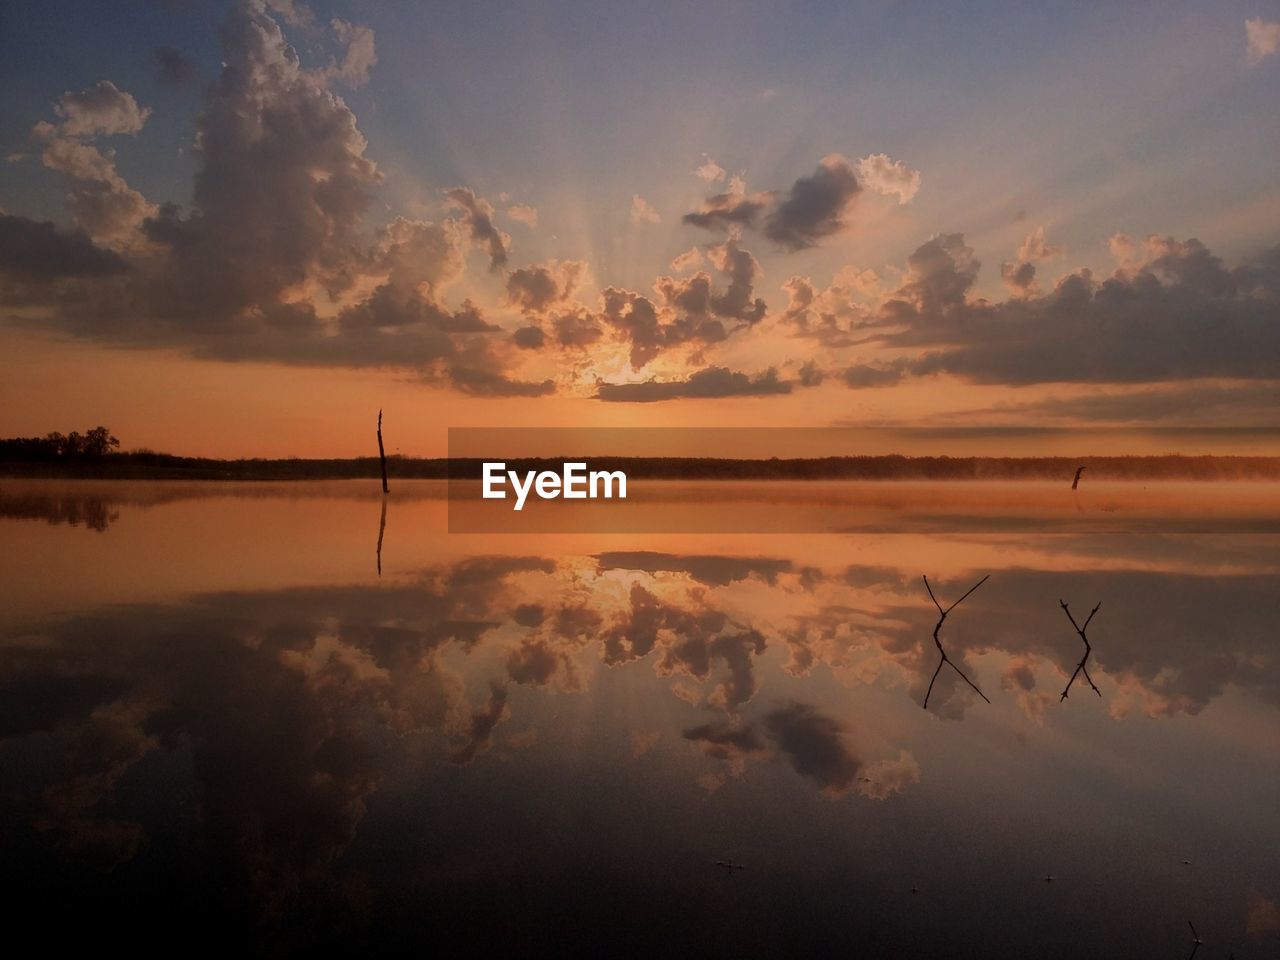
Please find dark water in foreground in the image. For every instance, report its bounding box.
[1,480,1277,957]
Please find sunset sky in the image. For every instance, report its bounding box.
[1,0,1278,457]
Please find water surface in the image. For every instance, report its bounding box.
[1,479,1277,956]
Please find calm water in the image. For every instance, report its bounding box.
[1,479,1278,957]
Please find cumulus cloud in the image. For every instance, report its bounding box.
[506,260,587,313]
[445,187,510,271]
[31,81,155,244]
[856,153,921,204]
[595,365,791,402]
[763,154,861,249]
[328,18,377,87]
[1246,17,1280,64]
[50,80,150,137]
[999,228,1059,296]
[868,233,1280,386]
[592,237,767,367]
[1017,225,1060,263]
[629,194,661,225]
[695,155,726,182]
[0,1,555,397]
[780,266,880,346]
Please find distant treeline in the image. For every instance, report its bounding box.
[4,445,1280,481]
[0,426,119,461]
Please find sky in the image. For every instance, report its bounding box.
[0,0,1278,457]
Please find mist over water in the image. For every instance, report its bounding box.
[1,479,1278,956]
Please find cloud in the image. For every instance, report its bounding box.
[595,237,766,368]
[999,228,1058,296]
[780,267,880,346]
[264,0,313,28]
[328,18,377,87]
[0,214,128,281]
[761,702,862,794]
[683,720,767,772]
[684,701,867,796]
[50,80,150,137]
[681,187,771,231]
[856,153,921,204]
[506,203,538,227]
[857,750,921,800]
[629,194,661,225]
[450,683,509,763]
[550,309,605,349]
[31,81,155,244]
[670,246,703,272]
[595,365,791,402]
[1017,226,1060,263]
[1000,259,1037,294]
[1246,17,1280,65]
[445,187,510,271]
[595,551,792,586]
[153,46,198,85]
[506,260,587,313]
[695,155,726,182]
[868,234,1280,386]
[512,326,544,349]
[763,154,861,250]
[704,237,768,323]
[842,360,911,387]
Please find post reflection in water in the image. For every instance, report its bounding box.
[0,479,1277,957]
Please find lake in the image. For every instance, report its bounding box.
[1,479,1278,957]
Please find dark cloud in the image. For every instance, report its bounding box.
[506,260,586,313]
[513,325,545,349]
[1000,259,1036,293]
[762,702,861,795]
[0,213,128,281]
[445,187,510,272]
[594,365,791,402]
[843,359,910,388]
[856,234,1280,387]
[681,189,772,231]
[551,308,605,349]
[763,154,861,250]
[683,701,863,795]
[153,46,197,84]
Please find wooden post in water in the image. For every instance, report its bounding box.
[1071,466,1085,490]
[377,409,389,494]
